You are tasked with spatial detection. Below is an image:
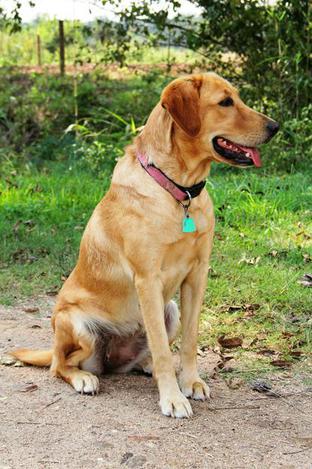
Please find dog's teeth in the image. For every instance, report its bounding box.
[246,152,250,157]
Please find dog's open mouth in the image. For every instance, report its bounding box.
[212,137,261,167]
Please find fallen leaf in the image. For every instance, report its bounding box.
[23,219,34,227]
[226,377,244,389]
[256,333,267,341]
[269,250,278,257]
[287,314,301,323]
[46,289,58,296]
[218,336,243,349]
[243,311,255,319]
[222,354,234,361]
[296,230,311,240]
[219,304,243,313]
[23,307,39,313]
[257,348,277,356]
[270,359,292,369]
[298,274,312,288]
[121,453,133,465]
[244,303,260,311]
[250,379,280,397]
[228,305,243,312]
[238,255,261,266]
[242,338,257,349]
[208,266,219,278]
[15,383,38,393]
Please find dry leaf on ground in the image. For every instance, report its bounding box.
[218,336,243,349]
[23,307,39,313]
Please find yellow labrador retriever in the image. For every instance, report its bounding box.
[12,73,279,418]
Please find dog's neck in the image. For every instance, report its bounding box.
[136,104,212,187]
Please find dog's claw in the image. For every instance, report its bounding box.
[179,375,210,401]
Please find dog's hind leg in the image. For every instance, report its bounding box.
[50,310,99,395]
[164,300,180,344]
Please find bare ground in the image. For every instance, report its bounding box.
[1,298,312,469]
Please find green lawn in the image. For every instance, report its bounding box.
[1,164,311,370]
[0,66,311,376]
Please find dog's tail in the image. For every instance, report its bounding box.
[11,349,53,367]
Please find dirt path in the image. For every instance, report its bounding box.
[1,299,312,469]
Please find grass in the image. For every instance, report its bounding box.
[201,168,312,366]
[1,164,311,368]
[0,65,311,375]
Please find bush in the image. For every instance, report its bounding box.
[0,68,311,176]
[72,139,123,177]
[261,106,312,173]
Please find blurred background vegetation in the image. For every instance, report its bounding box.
[0,0,311,174]
[0,0,311,369]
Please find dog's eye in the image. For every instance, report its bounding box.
[219,97,234,107]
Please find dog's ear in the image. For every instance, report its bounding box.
[161,78,202,137]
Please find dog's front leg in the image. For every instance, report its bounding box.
[179,261,211,401]
[135,275,193,418]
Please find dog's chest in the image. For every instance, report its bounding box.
[159,235,208,300]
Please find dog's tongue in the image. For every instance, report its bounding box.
[239,144,262,167]
[217,138,262,167]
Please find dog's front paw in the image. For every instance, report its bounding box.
[71,371,99,395]
[179,374,210,401]
[159,391,193,418]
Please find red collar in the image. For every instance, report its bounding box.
[137,153,206,202]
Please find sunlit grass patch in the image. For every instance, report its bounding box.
[1,168,311,364]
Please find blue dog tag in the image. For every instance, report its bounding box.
[182,215,196,233]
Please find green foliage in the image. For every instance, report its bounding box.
[0,17,143,67]
[0,68,310,175]
[261,105,312,172]
[0,0,35,33]
[0,168,311,360]
[2,1,310,120]
[0,69,166,174]
[1,1,311,121]
[104,0,311,120]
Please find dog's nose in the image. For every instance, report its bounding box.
[266,120,279,137]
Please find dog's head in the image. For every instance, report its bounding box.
[160,73,279,168]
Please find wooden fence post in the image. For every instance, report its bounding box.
[59,20,65,76]
[36,34,41,67]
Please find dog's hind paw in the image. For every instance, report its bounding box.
[71,371,99,395]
